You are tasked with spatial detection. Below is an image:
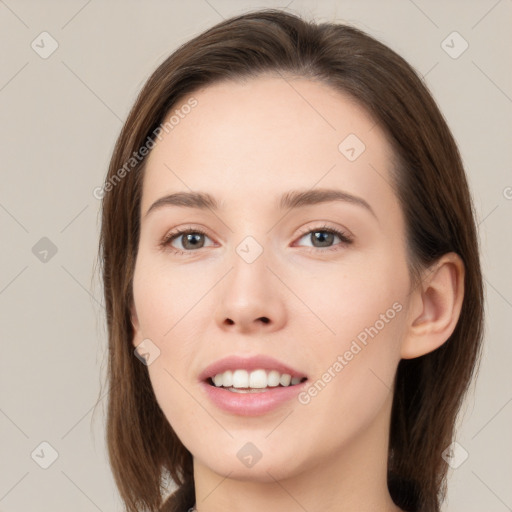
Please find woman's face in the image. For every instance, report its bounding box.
[131,76,413,482]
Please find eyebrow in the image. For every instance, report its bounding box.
[144,188,377,220]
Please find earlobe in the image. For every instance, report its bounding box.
[401,252,465,359]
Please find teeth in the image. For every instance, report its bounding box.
[210,369,306,389]
[233,369,249,388]
[280,373,292,386]
[249,369,267,388]
[222,370,233,387]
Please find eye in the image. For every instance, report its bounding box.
[160,223,353,256]
[294,224,353,252]
[160,226,215,255]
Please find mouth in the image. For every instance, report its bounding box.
[198,354,309,414]
[206,369,308,393]
[200,369,309,416]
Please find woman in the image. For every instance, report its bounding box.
[98,9,484,512]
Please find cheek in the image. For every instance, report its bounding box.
[145,340,240,465]
[132,257,216,440]
[290,255,407,427]
[132,255,217,340]
[288,250,408,346]
[147,359,196,414]
[145,360,208,460]
[293,312,404,457]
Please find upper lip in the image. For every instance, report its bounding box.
[199,355,307,382]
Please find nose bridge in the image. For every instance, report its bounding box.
[229,232,273,299]
[226,207,273,276]
[226,208,290,290]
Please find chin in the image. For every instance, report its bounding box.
[194,447,306,483]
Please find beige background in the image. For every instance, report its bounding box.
[1,0,511,511]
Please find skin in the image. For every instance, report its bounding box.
[130,75,464,512]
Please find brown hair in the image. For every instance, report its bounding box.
[97,9,484,512]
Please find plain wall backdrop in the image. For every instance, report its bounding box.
[1,0,511,510]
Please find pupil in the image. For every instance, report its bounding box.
[184,233,203,249]
[313,231,333,247]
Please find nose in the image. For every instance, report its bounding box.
[214,249,287,334]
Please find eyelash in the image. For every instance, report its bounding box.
[159,224,353,256]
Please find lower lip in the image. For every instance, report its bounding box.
[200,380,308,416]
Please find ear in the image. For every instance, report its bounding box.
[401,252,465,359]
[130,302,143,348]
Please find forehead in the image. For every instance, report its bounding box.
[141,76,397,218]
